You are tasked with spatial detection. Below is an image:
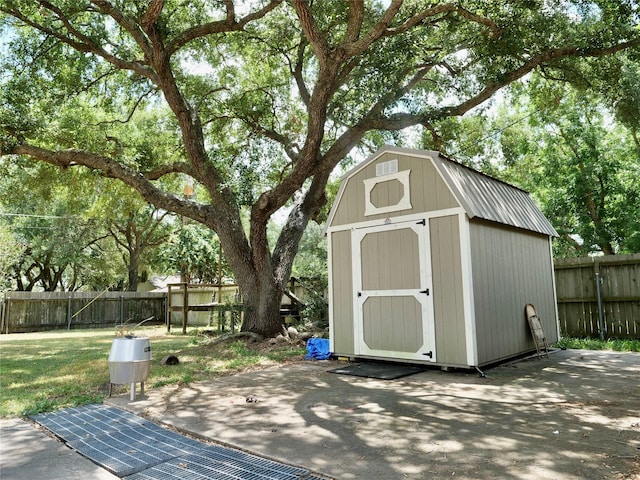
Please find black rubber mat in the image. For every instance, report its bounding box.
[32,404,327,479]
[328,362,424,380]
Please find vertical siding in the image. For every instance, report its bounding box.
[470,222,557,365]
[329,152,458,227]
[429,215,467,366]
[361,229,420,290]
[363,296,422,352]
[330,230,354,355]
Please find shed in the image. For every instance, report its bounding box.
[325,146,559,368]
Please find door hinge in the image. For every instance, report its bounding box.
[420,288,430,295]
[422,351,433,358]
[416,219,426,225]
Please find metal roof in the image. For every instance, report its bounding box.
[431,152,558,237]
[328,146,558,237]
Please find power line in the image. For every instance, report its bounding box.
[0,212,77,219]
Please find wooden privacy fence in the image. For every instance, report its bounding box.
[0,291,166,334]
[554,254,640,339]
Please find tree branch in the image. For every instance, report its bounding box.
[9,143,208,223]
[293,39,311,106]
[140,0,164,30]
[366,39,640,132]
[1,2,158,82]
[89,0,153,59]
[291,0,330,63]
[167,0,283,55]
[144,162,194,180]
[344,0,365,43]
[94,88,156,126]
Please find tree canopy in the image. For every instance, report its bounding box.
[0,158,177,290]
[495,80,640,256]
[1,1,639,335]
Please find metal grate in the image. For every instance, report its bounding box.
[125,448,324,480]
[32,404,151,440]
[66,424,203,476]
[32,405,327,479]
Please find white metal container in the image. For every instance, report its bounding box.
[108,336,152,401]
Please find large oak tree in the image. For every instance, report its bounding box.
[1,1,639,336]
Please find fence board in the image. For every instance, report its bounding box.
[1,291,166,334]
[554,254,640,339]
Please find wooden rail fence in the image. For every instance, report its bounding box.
[554,253,640,339]
[0,291,166,334]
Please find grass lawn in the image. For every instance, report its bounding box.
[0,326,305,417]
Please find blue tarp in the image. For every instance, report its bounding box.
[305,338,332,360]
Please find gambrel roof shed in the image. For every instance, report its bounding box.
[326,146,559,368]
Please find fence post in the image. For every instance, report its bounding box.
[67,292,72,330]
[3,294,10,334]
[182,284,188,334]
[595,270,606,341]
[0,293,5,334]
[167,285,172,333]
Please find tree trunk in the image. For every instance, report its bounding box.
[127,252,140,292]
[239,272,285,338]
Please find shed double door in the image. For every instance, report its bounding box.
[352,220,436,362]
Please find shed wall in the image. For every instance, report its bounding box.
[470,221,558,365]
[429,215,468,366]
[329,229,355,355]
[329,152,458,228]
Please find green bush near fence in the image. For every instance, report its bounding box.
[0,326,305,417]
[554,337,640,352]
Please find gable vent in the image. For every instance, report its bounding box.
[376,159,398,177]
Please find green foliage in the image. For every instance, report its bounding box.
[92,183,175,290]
[494,81,640,256]
[0,159,116,290]
[292,223,328,326]
[0,224,21,291]
[154,222,231,284]
[424,72,640,257]
[0,157,174,290]
[554,337,640,352]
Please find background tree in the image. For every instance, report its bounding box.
[154,221,231,285]
[107,205,171,291]
[0,224,21,291]
[417,75,640,257]
[495,81,640,256]
[0,158,174,290]
[290,222,328,327]
[1,1,639,335]
[0,158,114,290]
[91,182,174,291]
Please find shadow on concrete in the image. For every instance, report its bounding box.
[106,349,640,479]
